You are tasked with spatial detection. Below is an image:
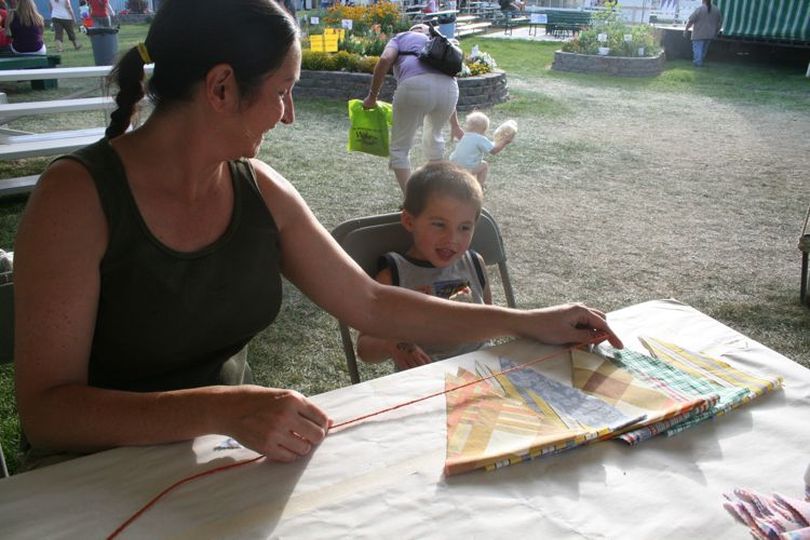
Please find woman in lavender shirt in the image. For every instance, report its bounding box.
[364,24,464,192]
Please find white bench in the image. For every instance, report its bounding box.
[0,65,153,84]
[0,96,115,125]
[0,175,39,198]
[0,128,104,199]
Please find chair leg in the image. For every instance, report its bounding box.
[0,442,8,478]
[339,324,361,384]
[801,252,809,307]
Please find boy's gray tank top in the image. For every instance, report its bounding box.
[59,139,283,392]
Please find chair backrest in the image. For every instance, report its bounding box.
[331,208,516,384]
[0,251,13,478]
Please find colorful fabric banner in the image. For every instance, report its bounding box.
[443,339,782,476]
[444,366,595,476]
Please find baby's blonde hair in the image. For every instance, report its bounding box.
[464,111,490,134]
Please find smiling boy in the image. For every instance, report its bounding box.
[357,161,493,370]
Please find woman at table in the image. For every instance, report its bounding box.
[363,23,464,193]
[13,0,622,470]
[5,0,46,56]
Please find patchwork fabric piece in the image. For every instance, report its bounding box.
[570,349,715,437]
[445,365,596,476]
[495,358,641,433]
[592,345,743,444]
[443,342,783,476]
[723,488,810,540]
[623,337,784,441]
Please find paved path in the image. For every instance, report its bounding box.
[475,25,566,42]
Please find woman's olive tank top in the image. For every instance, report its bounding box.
[59,139,282,391]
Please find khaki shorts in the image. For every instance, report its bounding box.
[52,18,77,42]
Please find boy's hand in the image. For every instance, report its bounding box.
[392,342,432,370]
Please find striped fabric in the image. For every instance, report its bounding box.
[616,337,782,444]
[444,366,594,476]
[570,350,715,438]
[598,345,747,444]
[443,340,782,476]
[717,0,810,42]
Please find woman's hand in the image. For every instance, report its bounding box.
[362,94,377,109]
[227,386,332,462]
[520,303,624,350]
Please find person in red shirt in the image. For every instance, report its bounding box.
[0,0,12,52]
[89,0,113,27]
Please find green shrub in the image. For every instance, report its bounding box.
[332,50,355,71]
[302,50,338,71]
[357,55,379,73]
[561,5,660,57]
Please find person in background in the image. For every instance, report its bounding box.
[13,0,621,471]
[0,0,12,53]
[49,0,81,52]
[498,0,525,13]
[684,0,723,67]
[78,0,92,31]
[5,0,46,55]
[449,111,514,187]
[364,24,464,193]
[89,0,113,27]
[357,162,493,371]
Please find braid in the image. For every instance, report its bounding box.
[106,47,146,139]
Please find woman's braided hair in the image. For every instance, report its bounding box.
[106,0,298,139]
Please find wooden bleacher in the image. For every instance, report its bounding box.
[0,65,154,199]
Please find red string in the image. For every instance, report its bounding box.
[107,335,605,537]
[107,455,265,539]
[330,336,602,430]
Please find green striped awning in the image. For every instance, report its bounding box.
[716,0,810,42]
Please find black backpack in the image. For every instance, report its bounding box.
[400,25,464,77]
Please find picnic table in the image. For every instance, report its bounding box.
[1,299,807,538]
[0,55,62,90]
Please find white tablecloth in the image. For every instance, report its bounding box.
[1,299,808,539]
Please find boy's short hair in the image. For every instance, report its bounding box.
[464,111,490,134]
[404,161,483,218]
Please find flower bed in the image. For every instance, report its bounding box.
[552,50,665,77]
[554,2,664,76]
[293,70,508,110]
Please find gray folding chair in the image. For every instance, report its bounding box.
[331,208,516,384]
[0,252,14,478]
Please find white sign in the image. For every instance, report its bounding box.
[341,19,353,30]
[530,13,547,24]
[624,33,633,42]
[597,32,607,42]
[310,16,319,24]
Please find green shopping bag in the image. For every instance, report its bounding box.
[347,99,393,158]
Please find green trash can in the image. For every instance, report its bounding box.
[87,26,119,66]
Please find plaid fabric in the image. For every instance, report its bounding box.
[571,350,713,437]
[631,337,783,440]
[640,337,782,397]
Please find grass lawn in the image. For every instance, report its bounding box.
[1,26,809,475]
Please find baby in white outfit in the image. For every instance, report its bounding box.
[449,111,516,186]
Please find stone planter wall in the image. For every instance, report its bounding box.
[552,51,666,77]
[293,70,508,110]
